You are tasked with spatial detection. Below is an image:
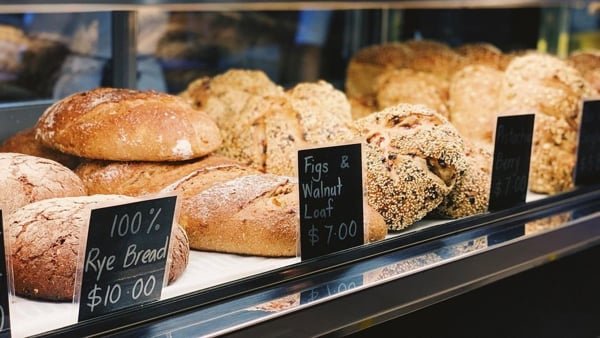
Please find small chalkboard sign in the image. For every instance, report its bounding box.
[0,210,11,338]
[488,114,535,211]
[298,143,365,260]
[574,100,600,186]
[77,196,177,322]
[300,275,364,304]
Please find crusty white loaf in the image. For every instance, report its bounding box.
[34,87,222,161]
[0,152,86,214]
[8,195,189,301]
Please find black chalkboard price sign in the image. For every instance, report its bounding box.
[298,143,365,260]
[574,100,600,186]
[300,275,364,304]
[488,114,535,212]
[0,210,11,338]
[77,196,177,322]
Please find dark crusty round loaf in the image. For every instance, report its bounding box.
[0,127,81,169]
[0,152,86,215]
[74,154,251,196]
[349,104,467,230]
[163,173,387,256]
[8,194,189,301]
[34,87,222,161]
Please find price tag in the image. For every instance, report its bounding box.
[0,211,11,338]
[76,195,177,322]
[300,275,364,304]
[488,114,535,211]
[574,100,600,186]
[298,143,365,260]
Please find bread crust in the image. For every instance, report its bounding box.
[35,88,222,161]
[8,195,189,301]
[0,152,86,214]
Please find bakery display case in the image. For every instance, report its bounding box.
[0,1,599,337]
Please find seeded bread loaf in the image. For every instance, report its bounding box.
[349,104,467,230]
[448,65,503,143]
[219,80,354,175]
[163,173,387,256]
[0,127,81,169]
[0,152,86,214]
[8,195,189,301]
[34,87,222,161]
[74,155,251,196]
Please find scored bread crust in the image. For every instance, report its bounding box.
[34,87,222,161]
[0,152,86,215]
[74,155,249,196]
[8,195,189,301]
[166,173,387,256]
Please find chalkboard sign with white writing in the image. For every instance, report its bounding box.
[0,211,10,338]
[574,100,600,186]
[77,196,177,322]
[489,114,535,211]
[300,275,364,304]
[298,143,365,260]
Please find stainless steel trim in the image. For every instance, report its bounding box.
[112,11,138,89]
[0,100,52,141]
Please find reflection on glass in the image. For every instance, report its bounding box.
[524,212,573,235]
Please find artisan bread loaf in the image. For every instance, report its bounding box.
[568,49,600,95]
[163,173,387,256]
[434,141,492,218]
[455,42,508,70]
[74,155,251,196]
[0,152,86,214]
[0,127,81,169]
[349,104,467,230]
[179,69,283,127]
[34,87,222,161]
[219,80,353,175]
[8,195,189,301]
[375,68,449,118]
[448,65,503,143]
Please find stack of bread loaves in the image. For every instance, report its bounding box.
[28,86,387,258]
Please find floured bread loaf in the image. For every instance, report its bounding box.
[219,80,354,175]
[74,155,252,196]
[8,195,189,301]
[163,173,387,256]
[179,69,283,127]
[434,141,492,218]
[0,152,86,214]
[0,127,80,169]
[34,87,222,161]
[448,65,503,143]
[350,104,467,230]
[375,68,449,118]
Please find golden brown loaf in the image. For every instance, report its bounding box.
[448,65,504,143]
[179,69,284,127]
[74,154,249,196]
[34,87,222,161]
[375,68,449,118]
[568,49,600,95]
[219,80,353,175]
[455,42,508,70]
[163,173,387,256]
[349,104,467,230]
[0,127,81,169]
[8,195,189,301]
[402,39,466,80]
[0,152,86,214]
